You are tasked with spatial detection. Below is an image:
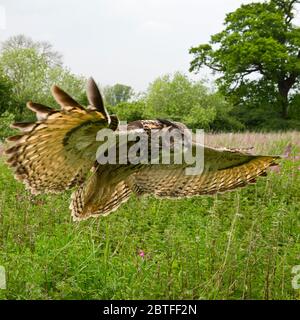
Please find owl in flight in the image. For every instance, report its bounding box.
[5,78,279,221]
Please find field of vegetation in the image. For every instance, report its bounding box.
[0,131,299,300]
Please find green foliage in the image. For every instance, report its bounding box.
[190,0,300,127]
[145,72,243,131]
[1,34,62,67]
[0,132,299,299]
[289,93,300,120]
[0,35,87,122]
[0,71,14,115]
[0,111,16,140]
[110,101,147,123]
[0,47,49,119]
[103,84,134,106]
[105,72,243,132]
[208,93,245,132]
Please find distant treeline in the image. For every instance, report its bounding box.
[0,35,244,140]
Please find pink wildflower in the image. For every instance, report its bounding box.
[139,250,145,258]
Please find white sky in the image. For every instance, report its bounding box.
[0,0,265,91]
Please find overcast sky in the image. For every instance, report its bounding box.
[0,0,263,91]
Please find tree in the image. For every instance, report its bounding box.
[0,47,49,118]
[103,83,134,106]
[0,70,14,115]
[2,35,62,67]
[110,101,147,123]
[145,72,243,131]
[0,37,86,120]
[190,0,300,122]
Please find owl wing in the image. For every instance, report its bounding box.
[5,79,113,194]
[131,147,279,198]
[70,164,134,221]
[128,120,280,197]
[69,120,279,220]
[69,147,279,221]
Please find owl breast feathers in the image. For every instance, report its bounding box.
[5,78,280,221]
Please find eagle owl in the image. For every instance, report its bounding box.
[5,78,279,221]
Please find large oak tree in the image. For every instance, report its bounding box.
[190,0,300,121]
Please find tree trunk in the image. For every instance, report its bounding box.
[277,78,295,119]
[278,85,289,119]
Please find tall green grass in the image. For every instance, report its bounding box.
[0,132,299,299]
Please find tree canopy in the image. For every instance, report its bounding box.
[0,70,14,115]
[103,83,134,106]
[190,0,300,128]
[2,35,62,67]
[152,73,243,130]
[111,72,243,131]
[0,35,87,121]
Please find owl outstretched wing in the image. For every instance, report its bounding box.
[69,120,279,220]
[5,78,115,194]
[131,149,278,198]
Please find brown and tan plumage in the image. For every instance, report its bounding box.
[5,77,280,221]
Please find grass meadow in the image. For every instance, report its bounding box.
[0,131,299,300]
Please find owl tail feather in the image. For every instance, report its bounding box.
[70,166,132,221]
